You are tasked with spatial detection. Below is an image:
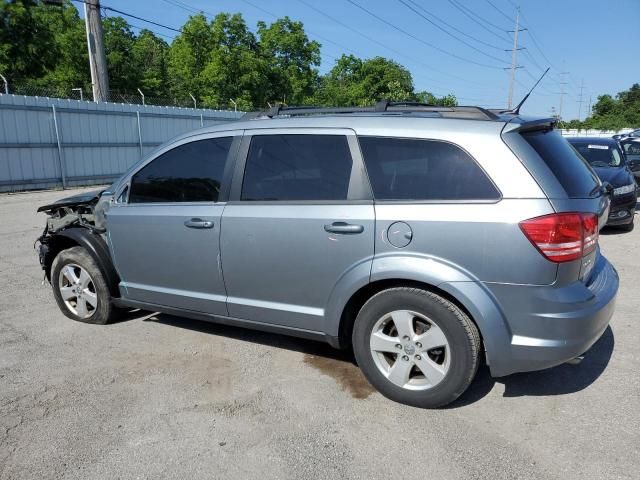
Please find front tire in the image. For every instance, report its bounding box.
[352,287,481,408]
[51,246,116,325]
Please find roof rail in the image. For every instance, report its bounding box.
[250,100,499,121]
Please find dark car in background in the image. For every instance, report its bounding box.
[568,137,637,231]
[620,137,640,183]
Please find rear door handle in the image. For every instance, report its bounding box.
[184,218,214,229]
[324,222,364,234]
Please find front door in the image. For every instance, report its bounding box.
[220,129,374,331]
[106,133,240,314]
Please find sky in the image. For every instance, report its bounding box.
[84,0,640,119]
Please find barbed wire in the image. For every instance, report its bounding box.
[4,84,210,109]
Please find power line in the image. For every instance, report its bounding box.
[396,0,510,64]
[344,0,507,69]
[485,0,515,24]
[401,0,508,51]
[446,0,511,43]
[295,0,510,97]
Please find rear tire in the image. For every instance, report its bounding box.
[51,246,117,325]
[352,287,481,408]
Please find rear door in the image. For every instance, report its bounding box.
[220,129,374,331]
[106,132,240,314]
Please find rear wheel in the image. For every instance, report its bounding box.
[352,287,481,408]
[51,246,117,325]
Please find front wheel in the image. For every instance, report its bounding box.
[352,287,481,408]
[51,246,117,325]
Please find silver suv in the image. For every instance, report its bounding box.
[36,103,619,408]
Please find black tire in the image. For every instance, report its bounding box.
[51,246,117,325]
[619,219,634,232]
[352,287,481,408]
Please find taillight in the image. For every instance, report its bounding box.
[519,213,599,263]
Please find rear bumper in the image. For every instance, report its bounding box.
[484,254,618,377]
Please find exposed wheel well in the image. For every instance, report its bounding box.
[337,279,484,351]
[41,228,121,298]
[42,235,80,281]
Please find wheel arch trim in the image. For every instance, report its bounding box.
[48,228,121,298]
[325,254,512,374]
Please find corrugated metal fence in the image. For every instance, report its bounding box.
[0,94,243,192]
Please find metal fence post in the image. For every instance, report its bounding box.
[200,113,204,127]
[136,111,143,158]
[51,105,67,189]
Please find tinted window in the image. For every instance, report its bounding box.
[359,137,499,200]
[522,130,600,198]
[241,134,352,201]
[129,137,232,203]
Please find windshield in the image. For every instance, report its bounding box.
[569,142,624,167]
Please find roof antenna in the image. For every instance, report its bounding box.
[511,67,550,114]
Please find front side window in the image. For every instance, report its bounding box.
[241,134,352,201]
[359,137,500,201]
[129,137,232,203]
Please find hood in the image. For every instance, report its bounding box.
[37,189,104,213]
[592,167,635,187]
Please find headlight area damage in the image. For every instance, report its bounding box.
[35,189,114,282]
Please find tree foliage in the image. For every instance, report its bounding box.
[0,0,454,109]
[562,84,640,130]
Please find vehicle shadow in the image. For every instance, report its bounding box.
[448,325,615,408]
[145,313,356,363]
[128,312,615,407]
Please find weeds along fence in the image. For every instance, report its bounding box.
[0,94,243,193]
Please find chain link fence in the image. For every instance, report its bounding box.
[5,84,204,109]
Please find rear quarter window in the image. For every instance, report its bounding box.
[358,137,500,201]
[521,130,600,198]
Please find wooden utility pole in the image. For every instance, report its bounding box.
[84,0,109,102]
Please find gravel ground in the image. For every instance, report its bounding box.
[1,188,638,480]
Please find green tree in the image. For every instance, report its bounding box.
[313,55,415,106]
[167,13,212,101]
[257,17,320,105]
[312,55,456,107]
[103,16,139,94]
[570,84,640,130]
[0,0,58,83]
[198,13,269,109]
[132,29,169,97]
[33,0,89,92]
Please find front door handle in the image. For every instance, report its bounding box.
[184,218,214,229]
[324,222,364,234]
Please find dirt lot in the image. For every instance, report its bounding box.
[1,188,638,480]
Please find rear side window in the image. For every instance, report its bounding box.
[241,134,352,201]
[358,137,500,201]
[521,130,600,198]
[129,137,232,203]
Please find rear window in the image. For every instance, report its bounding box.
[359,137,500,201]
[521,130,600,198]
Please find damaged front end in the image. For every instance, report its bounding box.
[36,189,113,279]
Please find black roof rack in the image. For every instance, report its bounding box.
[247,100,499,121]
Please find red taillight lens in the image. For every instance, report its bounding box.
[519,213,599,263]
